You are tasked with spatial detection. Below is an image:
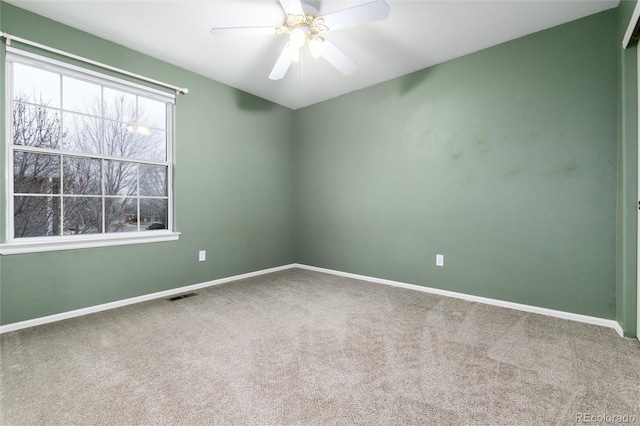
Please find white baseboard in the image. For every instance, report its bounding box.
[293,263,624,337]
[0,263,297,334]
[1,262,625,337]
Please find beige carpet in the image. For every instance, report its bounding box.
[1,268,639,425]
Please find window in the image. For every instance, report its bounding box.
[2,49,179,254]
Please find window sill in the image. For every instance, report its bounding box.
[0,231,181,255]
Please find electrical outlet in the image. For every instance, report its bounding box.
[198,250,206,262]
[436,254,444,267]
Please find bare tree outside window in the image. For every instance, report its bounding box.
[13,99,62,237]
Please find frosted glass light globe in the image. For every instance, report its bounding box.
[289,28,306,48]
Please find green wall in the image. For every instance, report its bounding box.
[0,2,296,325]
[295,10,619,320]
[617,0,638,337]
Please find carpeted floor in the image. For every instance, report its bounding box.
[1,268,639,425]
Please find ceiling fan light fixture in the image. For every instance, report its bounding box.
[212,0,390,80]
[276,13,328,57]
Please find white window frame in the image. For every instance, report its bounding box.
[1,48,180,255]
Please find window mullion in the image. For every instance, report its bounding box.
[58,73,64,236]
[101,85,106,235]
[59,154,64,236]
[101,158,106,235]
[136,164,140,232]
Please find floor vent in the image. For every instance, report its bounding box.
[167,292,198,302]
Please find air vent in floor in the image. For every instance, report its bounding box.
[167,292,198,302]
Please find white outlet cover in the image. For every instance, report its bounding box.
[198,250,206,262]
[436,254,444,266]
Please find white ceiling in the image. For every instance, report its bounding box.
[6,0,619,110]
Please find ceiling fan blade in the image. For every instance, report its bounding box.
[321,0,390,32]
[279,0,304,16]
[210,27,277,37]
[320,40,357,76]
[269,45,294,80]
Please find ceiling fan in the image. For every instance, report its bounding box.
[210,0,390,80]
